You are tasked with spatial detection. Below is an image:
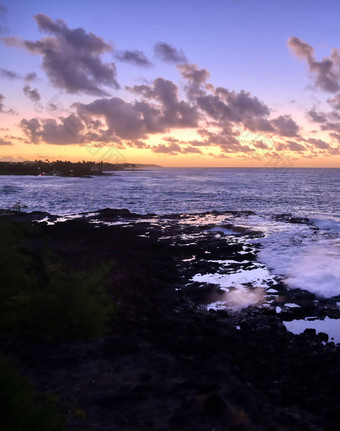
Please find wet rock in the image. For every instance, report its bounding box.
[96,208,138,218]
[168,413,188,428]
[100,335,140,356]
[304,328,317,337]
[317,332,329,342]
[203,393,227,416]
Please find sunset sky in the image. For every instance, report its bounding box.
[1,0,340,167]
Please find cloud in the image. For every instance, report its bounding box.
[270,115,299,137]
[23,85,41,102]
[177,63,210,99]
[198,127,252,153]
[197,89,271,131]
[288,36,340,93]
[0,4,8,33]
[157,136,202,154]
[6,14,119,95]
[0,93,15,114]
[116,50,151,66]
[152,142,182,154]
[11,27,309,159]
[0,137,13,145]
[321,121,340,133]
[182,145,202,154]
[178,63,209,86]
[254,140,269,150]
[327,94,340,110]
[187,140,207,147]
[21,114,85,145]
[20,118,41,143]
[286,140,305,152]
[307,109,328,123]
[79,77,199,141]
[0,68,20,79]
[154,42,187,63]
[0,69,38,83]
[125,140,149,149]
[25,72,38,82]
[308,138,330,149]
[1,36,24,48]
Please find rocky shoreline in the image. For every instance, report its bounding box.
[1,209,340,430]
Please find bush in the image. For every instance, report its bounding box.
[0,356,64,431]
[0,218,115,341]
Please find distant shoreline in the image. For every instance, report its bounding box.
[0,160,161,177]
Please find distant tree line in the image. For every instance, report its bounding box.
[0,160,141,177]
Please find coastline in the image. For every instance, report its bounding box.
[1,209,340,430]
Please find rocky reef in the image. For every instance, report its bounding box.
[0,209,339,430]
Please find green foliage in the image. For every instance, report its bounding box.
[0,356,64,431]
[72,408,86,419]
[22,261,115,341]
[0,218,115,341]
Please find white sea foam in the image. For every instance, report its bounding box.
[192,266,277,291]
[251,216,340,298]
[311,217,340,233]
[284,245,340,298]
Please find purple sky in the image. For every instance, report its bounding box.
[1,0,340,166]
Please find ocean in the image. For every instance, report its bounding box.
[1,167,340,301]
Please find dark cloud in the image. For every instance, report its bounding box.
[152,142,182,154]
[327,94,340,110]
[154,42,187,64]
[25,72,38,82]
[197,89,271,131]
[329,133,340,143]
[182,146,202,154]
[198,128,252,153]
[21,114,85,145]
[116,50,151,66]
[77,97,161,141]
[321,121,340,133]
[82,77,199,141]
[179,64,209,86]
[0,137,13,145]
[286,140,305,152]
[254,141,269,150]
[20,118,41,143]
[23,85,41,102]
[0,69,38,82]
[244,117,275,133]
[0,68,20,79]
[177,63,210,99]
[0,93,15,114]
[270,115,299,137]
[125,140,149,149]
[0,4,8,33]
[188,140,207,147]
[308,138,330,149]
[7,14,119,95]
[307,109,328,123]
[288,36,340,93]
[157,136,202,154]
[11,29,308,157]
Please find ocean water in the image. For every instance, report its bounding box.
[1,167,340,300]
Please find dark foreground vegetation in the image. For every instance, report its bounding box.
[0,211,339,430]
[0,161,160,177]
